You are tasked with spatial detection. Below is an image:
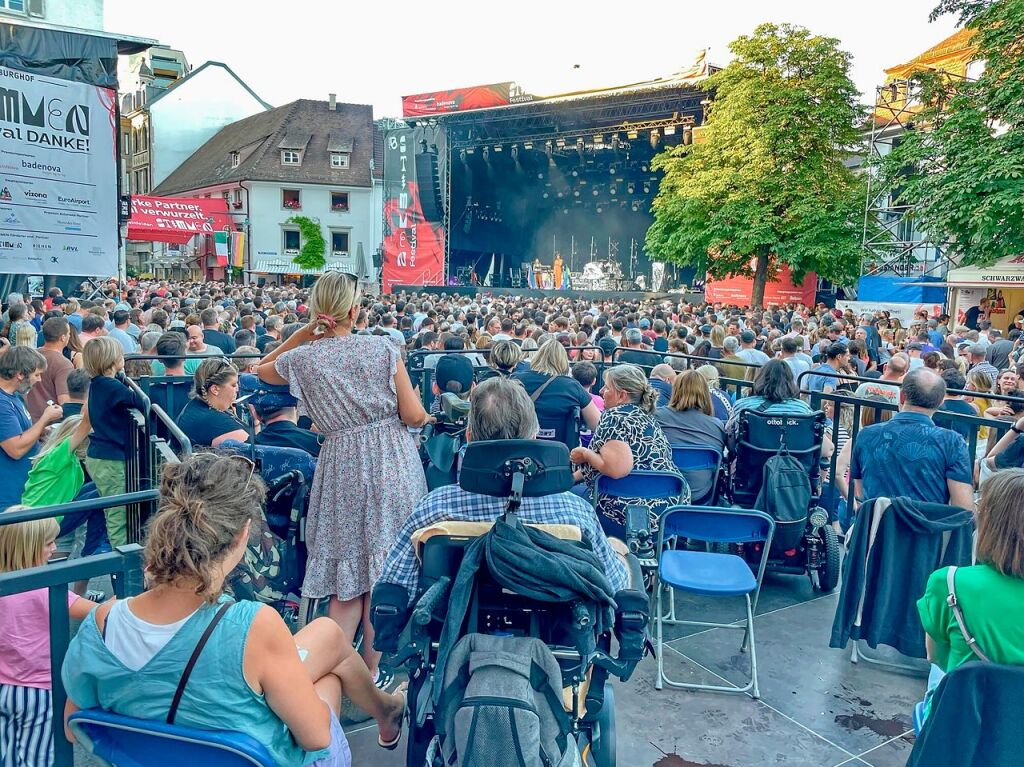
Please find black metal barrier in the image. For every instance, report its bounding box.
[0,493,155,767]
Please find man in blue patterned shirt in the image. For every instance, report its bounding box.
[378,377,629,602]
[850,368,974,510]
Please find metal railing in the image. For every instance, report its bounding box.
[0,494,155,767]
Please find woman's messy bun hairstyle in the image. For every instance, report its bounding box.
[145,452,265,601]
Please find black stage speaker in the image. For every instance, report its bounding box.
[416,151,444,222]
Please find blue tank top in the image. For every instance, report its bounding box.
[62,597,328,766]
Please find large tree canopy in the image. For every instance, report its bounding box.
[646,23,865,308]
[882,0,1024,266]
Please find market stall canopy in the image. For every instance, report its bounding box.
[946,255,1024,287]
[127,195,233,245]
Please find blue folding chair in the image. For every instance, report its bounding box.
[68,709,276,767]
[653,505,775,698]
[670,445,723,505]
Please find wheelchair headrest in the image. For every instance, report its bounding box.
[459,440,574,498]
[739,409,825,450]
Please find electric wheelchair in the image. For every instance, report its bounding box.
[370,439,649,767]
[728,408,840,592]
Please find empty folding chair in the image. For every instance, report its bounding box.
[670,445,723,505]
[653,505,775,698]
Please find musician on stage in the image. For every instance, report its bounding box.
[553,252,564,290]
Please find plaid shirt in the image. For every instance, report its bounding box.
[379,484,629,602]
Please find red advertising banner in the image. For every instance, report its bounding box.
[127,195,232,245]
[381,127,445,293]
[705,264,817,306]
[402,83,512,117]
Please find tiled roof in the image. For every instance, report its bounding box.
[154,99,375,195]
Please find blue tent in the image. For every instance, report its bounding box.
[857,275,947,304]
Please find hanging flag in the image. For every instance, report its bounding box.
[231,231,246,268]
[214,231,229,266]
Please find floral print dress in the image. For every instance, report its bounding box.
[581,403,690,535]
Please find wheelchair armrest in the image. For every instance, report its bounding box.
[370,582,411,654]
[612,586,650,676]
[623,504,655,559]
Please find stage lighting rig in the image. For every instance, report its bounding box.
[649,129,660,148]
[482,146,490,161]
[510,144,519,161]
[524,141,534,150]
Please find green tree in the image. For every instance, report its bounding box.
[881,0,1024,266]
[646,23,865,308]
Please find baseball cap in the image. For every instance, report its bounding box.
[238,373,297,413]
[639,318,651,329]
[700,324,712,334]
[434,354,474,395]
[740,330,756,344]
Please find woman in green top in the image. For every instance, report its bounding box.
[20,413,110,561]
[916,469,1024,717]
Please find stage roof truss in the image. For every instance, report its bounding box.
[450,116,696,151]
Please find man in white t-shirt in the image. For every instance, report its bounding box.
[854,353,908,407]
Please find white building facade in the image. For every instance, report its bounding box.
[0,0,103,30]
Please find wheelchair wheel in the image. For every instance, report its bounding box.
[297,595,329,629]
[814,525,840,592]
[590,683,616,767]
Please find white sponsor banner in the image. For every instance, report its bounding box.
[835,300,944,327]
[0,67,118,276]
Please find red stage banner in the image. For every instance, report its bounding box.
[127,195,232,244]
[705,264,817,306]
[381,127,445,293]
[402,83,512,117]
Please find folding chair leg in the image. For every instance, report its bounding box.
[669,585,677,622]
[746,593,759,699]
[655,580,665,691]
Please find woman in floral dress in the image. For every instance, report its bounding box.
[258,272,430,680]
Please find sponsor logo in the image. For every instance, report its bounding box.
[63,245,79,252]
[0,187,10,201]
[63,224,81,232]
[57,195,89,206]
[3,211,19,225]
[0,239,23,249]
[24,189,46,200]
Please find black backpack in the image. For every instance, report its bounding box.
[753,446,811,551]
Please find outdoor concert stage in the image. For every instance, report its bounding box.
[380,65,711,294]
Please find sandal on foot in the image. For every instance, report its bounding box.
[377,688,407,750]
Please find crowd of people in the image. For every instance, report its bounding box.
[1,277,1023,766]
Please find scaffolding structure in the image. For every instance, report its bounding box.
[860,79,949,280]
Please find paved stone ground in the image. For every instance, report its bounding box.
[74,573,926,767]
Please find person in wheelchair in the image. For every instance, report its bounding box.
[379,376,629,602]
[238,373,321,457]
[428,354,474,417]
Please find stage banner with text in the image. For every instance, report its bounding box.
[127,195,232,245]
[402,83,512,117]
[381,125,445,293]
[705,264,817,306]
[0,67,118,276]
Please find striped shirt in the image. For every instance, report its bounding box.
[378,484,629,601]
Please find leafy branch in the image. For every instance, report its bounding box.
[287,215,326,270]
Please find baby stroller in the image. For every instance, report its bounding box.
[728,409,840,592]
[370,440,649,767]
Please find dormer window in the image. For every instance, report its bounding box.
[330,153,350,169]
[282,150,302,166]
[230,151,240,168]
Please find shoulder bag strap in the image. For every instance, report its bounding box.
[167,601,233,724]
[530,374,559,403]
[945,567,991,663]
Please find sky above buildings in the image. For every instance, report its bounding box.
[105,0,960,116]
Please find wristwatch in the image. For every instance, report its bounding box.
[1011,424,1024,435]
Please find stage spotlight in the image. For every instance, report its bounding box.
[627,183,635,194]
[482,146,490,161]
[524,141,534,150]
[556,137,566,148]
[593,134,603,144]
[459,149,467,163]
[643,183,650,194]
[663,125,676,136]
[592,188,599,196]
[511,144,519,161]
[610,186,617,195]
[466,147,475,155]
[537,171,545,179]
[627,129,638,139]
[641,163,648,172]
[649,129,660,148]
[545,140,554,163]
[571,169,578,177]
[596,206,603,213]
[608,166,616,175]
[574,190,580,197]
[610,134,620,150]
[543,191,549,198]
[563,208,569,214]
[683,126,693,145]
[631,202,639,212]
[493,144,502,152]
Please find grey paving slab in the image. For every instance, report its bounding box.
[670,594,924,759]
[346,722,406,766]
[856,734,916,767]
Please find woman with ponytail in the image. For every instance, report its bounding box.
[571,364,688,539]
[256,272,429,687]
[63,453,407,764]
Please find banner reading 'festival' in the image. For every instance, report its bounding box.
[381,125,445,293]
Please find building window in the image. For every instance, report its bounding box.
[0,0,26,13]
[330,153,349,169]
[330,192,349,212]
[330,230,350,255]
[281,150,301,166]
[230,151,240,168]
[283,229,301,254]
[282,189,301,210]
